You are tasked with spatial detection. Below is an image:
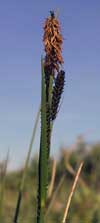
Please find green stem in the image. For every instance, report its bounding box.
[37,58,48,223]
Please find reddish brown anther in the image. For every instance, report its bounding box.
[43,11,64,76]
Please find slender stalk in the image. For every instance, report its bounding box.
[37,59,48,223]
[13,106,40,223]
[62,162,83,223]
[65,162,88,189]
[37,61,54,223]
[45,173,66,217]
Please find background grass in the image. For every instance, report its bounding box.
[0,139,100,223]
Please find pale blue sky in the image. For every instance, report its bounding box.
[0,0,100,169]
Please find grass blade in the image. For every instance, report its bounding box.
[45,173,66,217]
[13,106,40,223]
[0,149,9,222]
[62,162,83,223]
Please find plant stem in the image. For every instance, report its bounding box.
[37,59,48,223]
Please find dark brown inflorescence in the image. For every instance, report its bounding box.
[43,11,63,76]
[46,102,51,157]
[51,70,65,121]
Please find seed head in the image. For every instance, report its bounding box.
[51,70,65,121]
[43,11,64,76]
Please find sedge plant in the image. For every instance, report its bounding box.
[37,11,65,223]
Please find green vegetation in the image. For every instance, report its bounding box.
[0,141,100,223]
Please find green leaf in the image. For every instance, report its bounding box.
[13,106,40,223]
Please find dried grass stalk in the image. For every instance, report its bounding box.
[62,162,83,223]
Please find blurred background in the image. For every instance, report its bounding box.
[0,0,100,222]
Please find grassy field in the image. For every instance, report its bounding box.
[1,140,100,223]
